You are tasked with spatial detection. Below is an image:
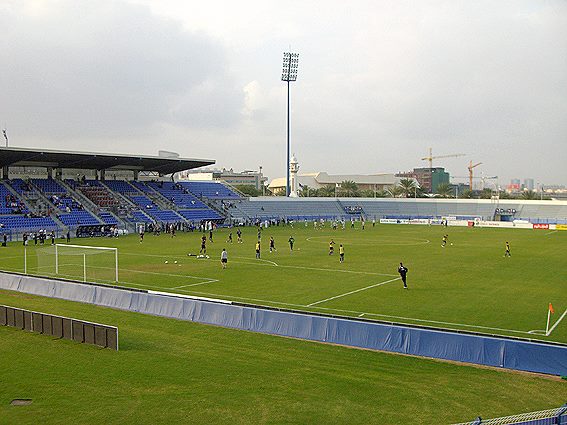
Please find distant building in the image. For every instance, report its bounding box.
[523,178,534,191]
[269,172,398,195]
[177,168,267,191]
[507,179,522,193]
[396,167,450,193]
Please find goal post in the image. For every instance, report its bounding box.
[35,244,119,283]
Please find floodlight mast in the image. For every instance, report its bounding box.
[282,52,299,197]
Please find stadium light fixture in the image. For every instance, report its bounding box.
[282,52,299,196]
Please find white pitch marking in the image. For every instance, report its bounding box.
[170,289,535,336]
[232,256,397,277]
[28,246,557,339]
[305,236,430,246]
[281,264,397,277]
[87,264,216,281]
[546,308,567,336]
[232,256,279,267]
[545,230,558,236]
[123,250,396,277]
[31,275,541,339]
[0,255,27,261]
[122,252,191,259]
[307,277,401,307]
[171,279,219,289]
[4,271,537,338]
[43,264,220,289]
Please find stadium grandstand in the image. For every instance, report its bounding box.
[2,146,567,241]
[0,147,232,240]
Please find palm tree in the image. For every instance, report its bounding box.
[340,180,359,197]
[459,189,474,199]
[298,185,315,197]
[386,186,403,198]
[234,185,261,197]
[360,189,376,198]
[317,185,335,197]
[521,190,537,200]
[436,183,453,198]
[398,178,417,198]
[479,188,493,199]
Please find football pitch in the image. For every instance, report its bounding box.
[1,223,565,343]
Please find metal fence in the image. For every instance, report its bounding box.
[0,304,118,350]
[454,403,567,425]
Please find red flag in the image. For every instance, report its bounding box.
[549,303,555,314]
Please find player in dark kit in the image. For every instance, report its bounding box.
[504,241,511,257]
[237,228,242,243]
[398,262,408,289]
[288,236,295,252]
[269,236,276,253]
[441,234,448,248]
[200,235,207,254]
[329,240,335,255]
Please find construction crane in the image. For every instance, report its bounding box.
[452,175,498,190]
[421,147,466,169]
[468,161,482,190]
[480,175,498,190]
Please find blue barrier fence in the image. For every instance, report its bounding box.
[1,271,566,376]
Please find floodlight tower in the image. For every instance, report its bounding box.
[281,52,299,197]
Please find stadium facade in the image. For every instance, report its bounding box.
[2,146,567,240]
[269,171,399,195]
[396,167,450,193]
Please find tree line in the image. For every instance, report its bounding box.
[234,180,549,200]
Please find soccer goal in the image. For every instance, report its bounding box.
[34,244,118,283]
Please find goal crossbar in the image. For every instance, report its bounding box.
[56,244,118,252]
[54,244,118,282]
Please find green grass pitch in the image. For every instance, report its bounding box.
[0,223,565,342]
[0,224,566,423]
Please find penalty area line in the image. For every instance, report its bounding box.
[232,256,279,267]
[171,279,219,289]
[231,257,397,277]
[307,277,401,307]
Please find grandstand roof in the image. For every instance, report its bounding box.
[0,147,214,175]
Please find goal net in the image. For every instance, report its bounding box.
[34,244,118,283]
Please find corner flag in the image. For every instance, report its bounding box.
[549,303,555,314]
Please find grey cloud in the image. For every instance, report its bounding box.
[0,0,243,140]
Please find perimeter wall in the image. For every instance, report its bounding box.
[1,272,565,376]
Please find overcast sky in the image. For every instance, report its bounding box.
[1,0,566,186]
